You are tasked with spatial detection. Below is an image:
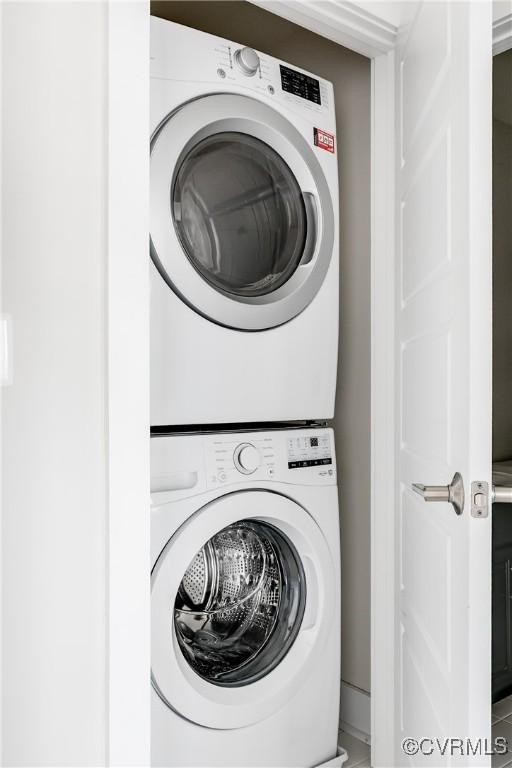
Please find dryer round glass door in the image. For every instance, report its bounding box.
[150,94,335,330]
[173,133,307,298]
[173,519,305,686]
[151,490,336,729]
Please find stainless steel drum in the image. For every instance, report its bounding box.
[174,520,306,687]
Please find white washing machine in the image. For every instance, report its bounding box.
[150,17,339,427]
[151,427,346,768]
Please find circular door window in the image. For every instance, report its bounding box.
[173,520,305,687]
[150,93,335,330]
[172,132,307,298]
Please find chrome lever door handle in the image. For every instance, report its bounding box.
[493,486,512,504]
[412,472,464,516]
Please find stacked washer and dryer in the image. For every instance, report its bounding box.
[150,16,345,768]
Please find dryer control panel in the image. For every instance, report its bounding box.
[150,16,335,125]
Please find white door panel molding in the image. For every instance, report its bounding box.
[395,2,492,765]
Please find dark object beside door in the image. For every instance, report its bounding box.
[493,501,512,702]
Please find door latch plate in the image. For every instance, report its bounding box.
[471,481,489,518]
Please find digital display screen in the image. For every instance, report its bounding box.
[288,458,332,469]
[287,434,332,470]
[280,65,321,105]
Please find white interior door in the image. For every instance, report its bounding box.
[395,2,492,765]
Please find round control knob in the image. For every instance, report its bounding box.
[234,443,261,474]
[234,47,260,77]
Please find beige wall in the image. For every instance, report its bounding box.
[493,51,512,462]
[151,1,372,696]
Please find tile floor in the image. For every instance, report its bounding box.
[338,730,371,768]
[339,702,512,768]
[493,695,512,767]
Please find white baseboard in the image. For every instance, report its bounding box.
[340,682,371,745]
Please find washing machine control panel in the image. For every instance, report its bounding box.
[233,442,261,474]
[286,433,332,470]
[205,429,336,488]
[207,435,276,485]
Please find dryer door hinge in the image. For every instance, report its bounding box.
[471,481,489,518]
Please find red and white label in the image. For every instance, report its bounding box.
[314,128,335,153]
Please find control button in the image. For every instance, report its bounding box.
[268,467,275,477]
[233,443,261,474]
[267,84,275,95]
[234,47,260,76]
[218,471,227,482]
[217,68,226,78]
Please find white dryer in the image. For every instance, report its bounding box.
[151,427,345,768]
[150,17,339,427]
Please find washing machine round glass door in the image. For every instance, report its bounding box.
[174,518,305,687]
[150,94,335,331]
[151,490,337,729]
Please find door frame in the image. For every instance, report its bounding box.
[107,2,505,766]
[107,3,150,766]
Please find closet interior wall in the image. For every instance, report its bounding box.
[150,0,372,705]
